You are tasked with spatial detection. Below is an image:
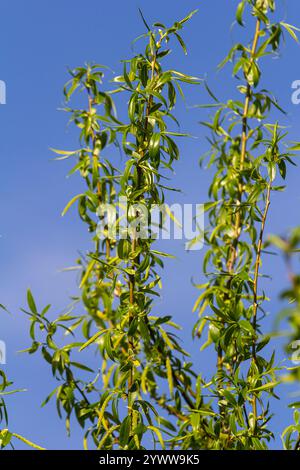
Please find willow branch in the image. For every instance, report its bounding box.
[251,182,271,425]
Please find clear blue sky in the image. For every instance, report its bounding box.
[0,0,300,449]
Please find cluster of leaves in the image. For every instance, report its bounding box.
[0,307,10,448]
[270,229,300,450]
[22,11,216,450]
[191,0,300,449]
[0,307,44,450]
[17,2,300,451]
[0,366,15,449]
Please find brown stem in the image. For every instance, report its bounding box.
[251,183,271,426]
[153,395,188,422]
[227,18,261,273]
[127,50,158,439]
[218,18,261,434]
[128,241,136,433]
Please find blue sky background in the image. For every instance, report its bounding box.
[0,0,300,449]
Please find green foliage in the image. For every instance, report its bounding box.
[17,2,300,451]
[191,0,300,450]
[0,367,14,449]
[23,12,206,450]
[270,229,300,450]
[0,309,44,450]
